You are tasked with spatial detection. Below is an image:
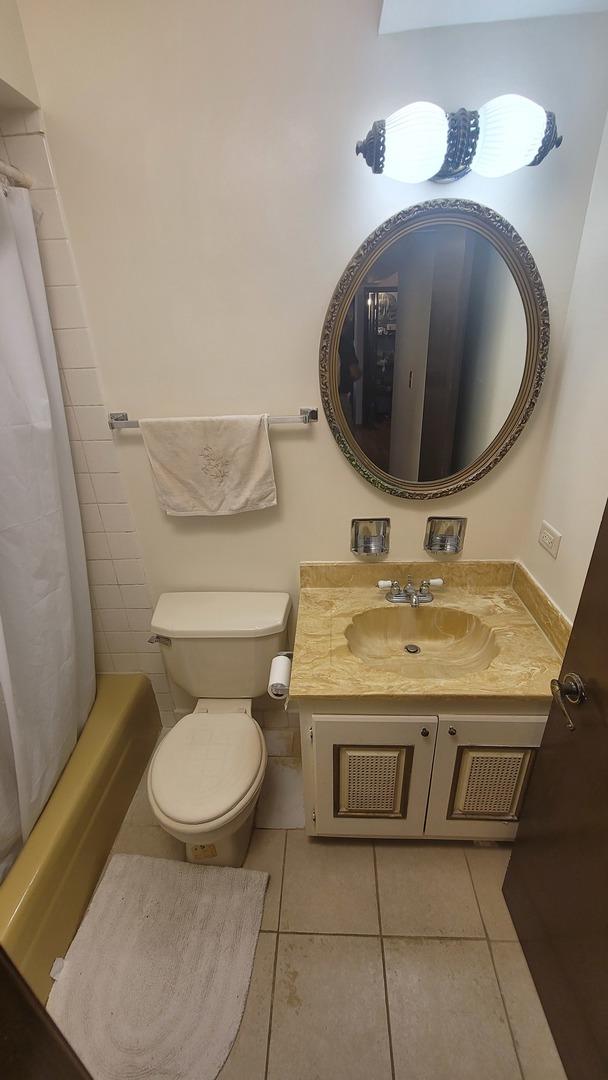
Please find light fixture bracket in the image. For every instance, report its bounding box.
[355,119,386,174]
[432,108,479,182]
[529,110,562,166]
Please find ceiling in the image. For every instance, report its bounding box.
[379,0,608,34]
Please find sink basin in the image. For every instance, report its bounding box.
[344,606,499,677]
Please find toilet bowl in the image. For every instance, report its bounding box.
[147,591,291,866]
[147,700,267,865]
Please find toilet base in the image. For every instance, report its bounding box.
[185,804,256,867]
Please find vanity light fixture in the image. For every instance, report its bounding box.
[355,95,562,183]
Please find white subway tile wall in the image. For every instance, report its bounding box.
[63,367,103,405]
[99,503,135,532]
[4,131,54,184]
[29,188,65,239]
[83,441,120,473]
[46,285,86,330]
[54,327,95,368]
[38,238,77,285]
[1,112,175,725]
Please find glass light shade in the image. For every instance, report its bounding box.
[383,101,449,183]
[472,94,548,178]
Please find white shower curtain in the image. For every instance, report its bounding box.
[0,186,95,881]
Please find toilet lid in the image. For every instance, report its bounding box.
[149,712,264,825]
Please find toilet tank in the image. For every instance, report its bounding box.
[151,591,291,698]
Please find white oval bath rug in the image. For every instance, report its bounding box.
[47,854,268,1079]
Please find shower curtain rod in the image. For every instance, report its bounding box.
[0,159,32,189]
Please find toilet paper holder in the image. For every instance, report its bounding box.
[268,651,293,701]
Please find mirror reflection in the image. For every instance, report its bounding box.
[338,224,527,483]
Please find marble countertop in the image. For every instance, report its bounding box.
[289,567,562,703]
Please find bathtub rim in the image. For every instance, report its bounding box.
[0,673,160,1002]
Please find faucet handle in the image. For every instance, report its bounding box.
[419,577,444,594]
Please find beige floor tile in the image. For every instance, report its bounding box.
[256,757,305,828]
[255,708,287,730]
[218,932,276,1080]
[280,830,379,934]
[466,847,517,941]
[120,735,163,828]
[122,770,156,827]
[385,938,521,1080]
[111,823,185,861]
[244,829,285,931]
[376,843,484,937]
[492,942,567,1080]
[267,933,392,1080]
[264,728,296,756]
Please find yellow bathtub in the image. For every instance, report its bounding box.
[0,674,160,1002]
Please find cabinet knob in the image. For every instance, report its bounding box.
[448,726,457,736]
[420,727,430,737]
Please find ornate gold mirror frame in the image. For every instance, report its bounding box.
[319,199,549,499]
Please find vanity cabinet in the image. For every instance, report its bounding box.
[310,716,437,838]
[425,716,544,841]
[302,711,546,842]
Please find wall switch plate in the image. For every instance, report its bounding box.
[538,520,561,558]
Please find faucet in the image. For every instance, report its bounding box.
[377,576,444,606]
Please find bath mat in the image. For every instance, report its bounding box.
[47,854,268,1080]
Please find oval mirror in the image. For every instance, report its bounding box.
[320,199,549,499]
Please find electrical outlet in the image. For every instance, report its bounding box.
[538,520,561,559]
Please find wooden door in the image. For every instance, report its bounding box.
[504,501,608,1079]
[0,947,91,1078]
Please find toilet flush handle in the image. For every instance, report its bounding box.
[148,634,172,647]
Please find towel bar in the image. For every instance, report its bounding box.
[108,408,319,430]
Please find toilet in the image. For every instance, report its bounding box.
[147,591,291,865]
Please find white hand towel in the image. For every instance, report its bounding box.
[139,415,277,516]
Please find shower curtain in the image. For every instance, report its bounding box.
[0,186,95,882]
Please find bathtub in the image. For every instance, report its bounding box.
[0,674,160,1002]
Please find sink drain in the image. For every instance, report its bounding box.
[404,643,421,654]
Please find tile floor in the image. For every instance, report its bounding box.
[110,768,566,1080]
[255,756,305,829]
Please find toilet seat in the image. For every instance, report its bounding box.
[148,711,265,828]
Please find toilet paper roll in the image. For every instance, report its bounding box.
[268,654,292,699]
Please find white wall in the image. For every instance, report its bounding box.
[17,2,608,607]
[379,0,608,34]
[521,114,608,620]
[0,0,37,106]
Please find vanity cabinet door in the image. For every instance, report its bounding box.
[425,715,546,841]
[310,715,437,838]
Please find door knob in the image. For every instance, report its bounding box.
[550,672,586,731]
